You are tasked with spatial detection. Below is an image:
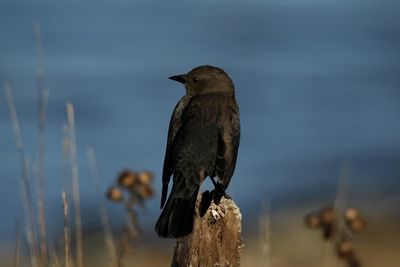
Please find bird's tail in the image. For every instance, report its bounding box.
[155,181,199,238]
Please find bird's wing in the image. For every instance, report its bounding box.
[161,95,191,208]
[215,100,240,189]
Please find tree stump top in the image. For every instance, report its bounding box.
[171,194,243,267]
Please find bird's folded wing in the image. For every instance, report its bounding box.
[215,103,240,189]
[161,96,191,208]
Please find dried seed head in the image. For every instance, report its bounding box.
[350,218,366,232]
[337,241,354,258]
[107,187,123,202]
[117,170,138,188]
[137,185,154,199]
[345,208,361,222]
[137,170,154,185]
[305,213,320,228]
[320,207,335,225]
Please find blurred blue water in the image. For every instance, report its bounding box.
[1,0,400,241]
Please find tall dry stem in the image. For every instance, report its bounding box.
[62,126,73,267]
[259,200,273,267]
[322,161,353,267]
[333,161,353,267]
[14,219,21,267]
[62,191,72,267]
[86,147,118,267]
[66,103,83,267]
[48,244,61,267]
[5,82,39,267]
[34,21,49,266]
[62,125,71,197]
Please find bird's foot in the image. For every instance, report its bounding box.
[223,192,232,200]
[209,202,226,224]
[208,177,230,204]
[212,182,228,205]
[212,190,231,205]
[200,190,213,217]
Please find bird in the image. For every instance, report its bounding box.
[155,65,240,238]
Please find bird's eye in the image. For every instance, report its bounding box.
[193,77,199,82]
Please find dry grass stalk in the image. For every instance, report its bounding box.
[259,201,273,267]
[5,82,39,267]
[14,219,21,267]
[332,162,352,267]
[62,191,72,267]
[322,238,332,267]
[117,218,138,267]
[66,103,83,267]
[334,162,352,227]
[34,21,49,266]
[86,148,118,267]
[320,162,352,267]
[62,126,73,267]
[48,244,61,267]
[62,125,71,193]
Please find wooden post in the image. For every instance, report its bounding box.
[171,194,243,267]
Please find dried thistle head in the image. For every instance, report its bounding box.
[137,185,154,199]
[137,170,154,185]
[117,169,138,188]
[320,207,335,225]
[305,205,365,267]
[111,169,155,208]
[305,213,320,229]
[108,168,155,264]
[336,240,354,259]
[107,187,123,202]
[345,208,361,222]
[350,218,366,232]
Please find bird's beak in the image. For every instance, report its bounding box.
[169,74,186,84]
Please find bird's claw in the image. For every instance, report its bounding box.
[223,192,232,200]
[200,190,213,217]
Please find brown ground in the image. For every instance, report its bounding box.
[1,201,399,267]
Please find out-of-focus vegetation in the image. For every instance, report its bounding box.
[2,1,400,266]
[305,206,366,267]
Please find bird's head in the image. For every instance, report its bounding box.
[169,65,234,95]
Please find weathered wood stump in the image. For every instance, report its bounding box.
[171,193,243,267]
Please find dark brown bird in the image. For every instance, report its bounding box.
[155,65,240,238]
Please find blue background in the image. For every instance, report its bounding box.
[0,0,399,242]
